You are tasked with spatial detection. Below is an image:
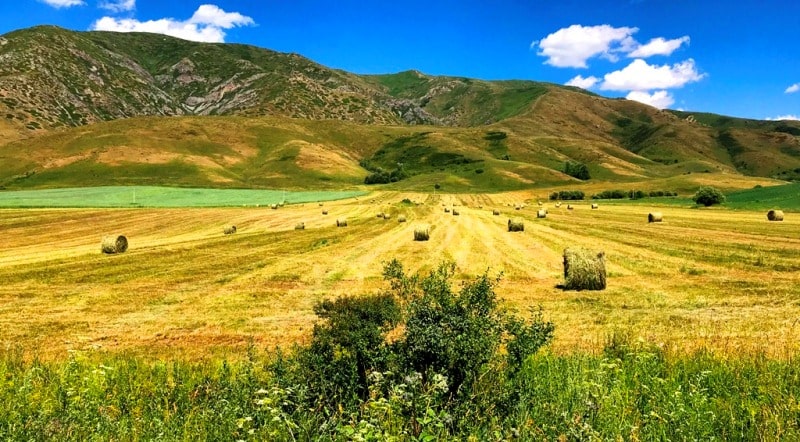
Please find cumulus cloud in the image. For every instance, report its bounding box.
[91,4,254,43]
[626,90,674,109]
[534,24,638,68]
[766,115,800,121]
[39,0,85,7]
[600,59,705,91]
[628,36,690,58]
[786,83,800,94]
[99,0,135,12]
[565,75,600,89]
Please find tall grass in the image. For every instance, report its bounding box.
[1,345,797,440]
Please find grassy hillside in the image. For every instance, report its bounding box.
[725,182,800,210]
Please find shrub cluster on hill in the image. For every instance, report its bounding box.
[693,186,726,206]
[361,160,409,184]
[564,161,590,180]
[550,190,585,200]
[591,189,678,199]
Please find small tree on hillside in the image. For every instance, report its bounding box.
[693,186,726,206]
[564,161,590,180]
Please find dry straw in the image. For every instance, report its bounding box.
[398,215,407,223]
[508,218,524,232]
[101,235,128,254]
[336,218,348,227]
[537,209,547,218]
[648,212,663,223]
[414,225,430,241]
[591,203,598,209]
[767,210,784,221]
[223,225,237,235]
[563,247,606,290]
[295,222,305,230]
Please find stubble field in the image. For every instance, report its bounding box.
[1,191,799,360]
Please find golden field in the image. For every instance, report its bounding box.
[1,192,799,360]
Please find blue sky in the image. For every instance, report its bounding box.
[3,0,799,120]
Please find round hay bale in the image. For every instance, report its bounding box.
[515,204,521,210]
[555,202,562,208]
[398,215,407,223]
[479,205,484,209]
[648,212,663,223]
[223,225,237,235]
[537,209,547,218]
[319,202,324,206]
[452,209,460,216]
[493,209,500,216]
[383,213,392,220]
[444,207,451,213]
[271,204,278,210]
[413,225,430,241]
[563,247,606,291]
[767,210,784,221]
[567,204,574,210]
[101,235,128,254]
[294,222,305,230]
[336,218,348,227]
[377,212,385,218]
[538,201,543,206]
[508,218,525,232]
[322,210,328,215]
[591,203,598,209]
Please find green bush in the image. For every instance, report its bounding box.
[693,186,726,206]
[564,161,591,180]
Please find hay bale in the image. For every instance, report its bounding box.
[377,212,385,218]
[444,207,451,213]
[537,209,547,218]
[555,202,562,208]
[648,212,663,223]
[515,204,521,210]
[383,213,392,220]
[563,247,606,291]
[452,209,460,216]
[271,204,278,210]
[295,222,305,230]
[336,218,348,227]
[101,235,128,254]
[767,210,784,221]
[322,210,328,215]
[223,225,237,235]
[567,204,574,210]
[479,205,484,209]
[493,209,500,216]
[319,203,324,206]
[413,225,430,241]
[508,218,524,232]
[398,215,407,223]
[591,203,598,209]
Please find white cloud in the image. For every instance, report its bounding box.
[628,36,690,58]
[534,24,638,68]
[766,115,800,121]
[786,83,800,94]
[626,90,674,109]
[600,59,705,91]
[39,0,85,7]
[565,75,599,89]
[91,4,254,43]
[99,0,135,12]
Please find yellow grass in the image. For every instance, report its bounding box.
[1,194,799,360]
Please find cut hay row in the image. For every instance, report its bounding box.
[767,210,784,221]
[508,218,524,232]
[223,225,237,235]
[648,212,663,223]
[101,235,128,254]
[413,225,430,241]
[563,247,606,291]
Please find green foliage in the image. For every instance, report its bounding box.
[725,183,800,210]
[592,189,628,199]
[693,186,726,206]
[564,161,591,180]
[550,190,585,200]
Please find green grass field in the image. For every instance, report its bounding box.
[725,182,800,210]
[0,186,366,208]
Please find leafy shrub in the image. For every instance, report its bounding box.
[592,189,628,199]
[549,190,585,200]
[564,161,591,180]
[693,186,726,206]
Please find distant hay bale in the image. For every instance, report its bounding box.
[223,225,237,235]
[101,235,128,254]
[295,222,305,230]
[336,218,348,227]
[377,212,385,218]
[444,207,451,213]
[538,201,543,206]
[591,203,599,209]
[383,213,392,220]
[648,212,663,223]
[398,215,407,223]
[322,210,328,215]
[508,218,524,232]
[452,209,460,216]
[493,209,500,216]
[271,204,278,209]
[319,202,324,206]
[515,204,521,210]
[537,209,547,218]
[563,247,606,291]
[767,210,784,221]
[278,202,285,207]
[555,202,562,208]
[567,204,574,210]
[413,225,430,241]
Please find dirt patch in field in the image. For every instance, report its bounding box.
[291,140,363,177]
